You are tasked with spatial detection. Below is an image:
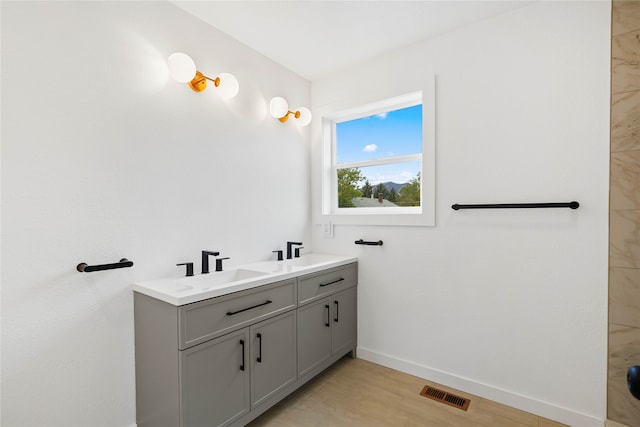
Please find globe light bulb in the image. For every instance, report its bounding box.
[270,97,289,118]
[216,73,239,99]
[167,52,196,83]
[296,107,312,126]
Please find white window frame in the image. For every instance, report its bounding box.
[316,78,435,227]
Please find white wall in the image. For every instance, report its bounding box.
[1,2,310,426]
[310,2,610,426]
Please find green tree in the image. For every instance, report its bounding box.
[388,188,397,202]
[397,173,421,207]
[337,168,364,207]
[361,180,373,198]
[373,183,388,200]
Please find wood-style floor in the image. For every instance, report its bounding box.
[247,356,567,427]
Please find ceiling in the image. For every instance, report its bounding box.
[171,1,531,81]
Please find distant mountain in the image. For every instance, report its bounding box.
[380,182,406,192]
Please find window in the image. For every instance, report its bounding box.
[336,103,422,211]
[318,85,435,227]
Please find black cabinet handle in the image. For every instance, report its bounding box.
[240,340,245,371]
[319,278,344,287]
[257,333,263,363]
[227,300,272,316]
[325,304,330,327]
[334,301,339,323]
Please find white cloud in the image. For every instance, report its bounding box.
[362,144,378,153]
[398,171,414,181]
[376,112,388,119]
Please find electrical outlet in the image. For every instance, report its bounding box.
[321,222,334,238]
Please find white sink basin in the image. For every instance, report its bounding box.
[191,268,268,290]
[243,254,342,274]
[136,268,270,305]
[285,253,340,267]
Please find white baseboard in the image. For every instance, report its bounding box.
[357,346,605,427]
[605,419,629,427]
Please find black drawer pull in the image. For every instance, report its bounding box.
[334,301,339,323]
[319,278,344,287]
[325,304,330,327]
[257,333,263,363]
[240,340,245,371]
[227,300,272,316]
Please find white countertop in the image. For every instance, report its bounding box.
[133,253,357,306]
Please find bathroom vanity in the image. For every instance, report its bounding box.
[133,254,357,427]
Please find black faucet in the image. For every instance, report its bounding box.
[286,241,303,260]
[272,250,284,261]
[201,250,220,274]
[215,257,230,272]
[177,262,194,277]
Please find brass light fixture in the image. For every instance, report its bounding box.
[167,52,239,99]
[269,97,312,126]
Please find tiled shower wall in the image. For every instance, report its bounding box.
[608,1,640,425]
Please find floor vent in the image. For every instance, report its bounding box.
[420,385,470,411]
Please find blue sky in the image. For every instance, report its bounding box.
[336,104,422,185]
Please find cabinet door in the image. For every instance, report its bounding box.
[180,328,250,427]
[331,287,357,357]
[297,297,332,377]
[250,311,297,409]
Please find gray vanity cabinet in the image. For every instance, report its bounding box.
[135,262,356,427]
[296,264,358,380]
[249,310,297,409]
[297,297,333,377]
[331,287,357,357]
[180,311,297,426]
[135,279,297,427]
[180,328,250,427]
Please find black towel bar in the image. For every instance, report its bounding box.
[77,258,134,273]
[355,239,383,246]
[451,201,579,210]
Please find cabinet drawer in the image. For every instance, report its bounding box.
[179,279,296,350]
[298,263,357,305]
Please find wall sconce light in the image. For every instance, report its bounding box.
[269,97,312,126]
[167,52,239,99]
